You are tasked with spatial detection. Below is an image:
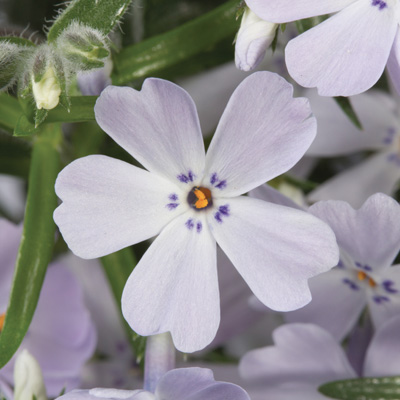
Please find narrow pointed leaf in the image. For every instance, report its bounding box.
[319,376,400,400]
[112,0,240,85]
[0,124,61,368]
[47,0,132,42]
[0,37,36,47]
[46,96,96,123]
[0,93,23,133]
[101,248,147,362]
[334,96,363,130]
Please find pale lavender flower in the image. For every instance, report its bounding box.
[245,0,400,96]
[285,193,400,341]
[0,378,13,400]
[239,317,400,400]
[55,368,250,400]
[0,219,97,396]
[235,8,278,72]
[304,90,400,208]
[54,71,339,353]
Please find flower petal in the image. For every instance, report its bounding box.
[305,89,399,156]
[54,155,186,259]
[387,29,400,95]
[155,368,250,400]
[94,80,205,186]
[239,324,356,385]
[204,72,316,197]
[308,151,400,208]
[286,1,398,96]
[208,196,339,311]
[249,184,303,210]
[285,268,367,341]
[363,315,400,377]
[245,0,356,23]
[121,213,219,353]
[309,194,400,272]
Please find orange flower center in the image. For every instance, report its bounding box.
[357,271,376,288]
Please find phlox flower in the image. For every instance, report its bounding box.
[55,367,250,400]
[54,71,339,353]
[0,219,97,396]
[286,193,400,341]
[303,89,400,208]
[245,0,400,96]
[239,317,400,400]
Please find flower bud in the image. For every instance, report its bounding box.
[31,64,62,110]
[57,22,110,71]
[235,8,278,71]
[14,349,47,400]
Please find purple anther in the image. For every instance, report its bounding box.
[185,219,194,230]
[382,280,398,294]
[166,203,179,210]
[196,222,202,233]
[343,278,359,291]
[219,205,230,216]
[215,180,227,189]
[371,0,387,9]
[214,212,222,223]
[169,193,178,201]
[373,295,390,304]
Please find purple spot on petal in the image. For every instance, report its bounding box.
[210,173,218,185]
[382,280,398,294]
[337,259,344,268]
[188,170,194,182]
[196,222,202,233]
[371,0,387,9]
[355,261,362,268]
[169,193,178,201]
[219,205,230,216]
[343,278,359,291]
[178,174,189,183]
[215,180,227,189]
[214,212,222,223]
[363,265,372,272]
[387,153,400,167]
[373,295,390,304]
[186,219,194,230]
[166,203,179,210]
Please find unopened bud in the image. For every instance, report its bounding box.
[235,8,278,71]
[31,65,61,110]
[57,22,110,70]
[14,349,47,400]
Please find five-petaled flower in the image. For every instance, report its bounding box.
[245,0,400,96]
[53,71,339,352]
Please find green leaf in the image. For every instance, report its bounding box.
[0,93,22,133]
[0,131,31,178]
[46,96,96,123]
[101,248,147,362]
[112,0,240,85]
[0,124,61,368]
[334,96,363,130]
[319,376,400,400]
[295,15,329,34]
[47,0,132,42]
[14,114,39,137]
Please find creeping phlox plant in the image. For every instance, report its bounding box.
[0,1,399,400]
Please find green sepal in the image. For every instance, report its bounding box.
[319,376,400,400]
[334,96,363,130]
[101,247,147,362]
[47,0,132,42]
[112,0,240,85]
[295,15,329,33]
[14,114,39,137]
[0,124,61,368]
[46,96,96,123]
[34,108,48,128]
[0,37,35,47]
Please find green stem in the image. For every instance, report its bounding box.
[0,124,61,368]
